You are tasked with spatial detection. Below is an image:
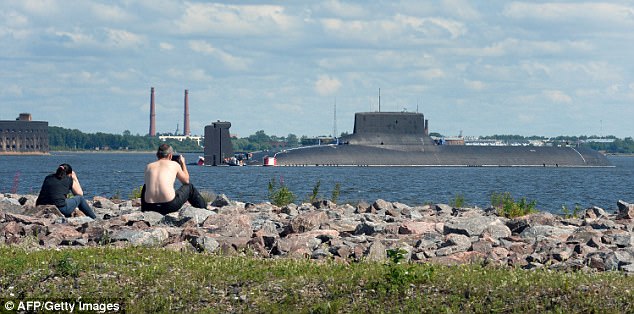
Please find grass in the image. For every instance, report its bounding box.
[491,192,538,218]
[0,246,632,313]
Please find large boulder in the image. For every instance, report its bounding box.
[617,200,634,220]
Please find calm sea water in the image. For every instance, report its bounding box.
[1,152,633,214]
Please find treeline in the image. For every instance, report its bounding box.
[478,134,634,153]
[48,127,202,152]
[48,126,634,154]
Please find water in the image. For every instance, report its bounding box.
[1,152,633,213]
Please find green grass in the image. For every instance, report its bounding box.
[491,192,538,218]
[0,247,632,313]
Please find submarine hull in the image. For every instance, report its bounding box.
[270,144,611,167]
[254,112,611,167]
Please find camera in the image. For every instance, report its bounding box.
[171,154,181,163]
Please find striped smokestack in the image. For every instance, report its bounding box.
[149,87,156,136]
[184,89,190,136]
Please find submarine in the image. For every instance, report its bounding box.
[254,111,611,167]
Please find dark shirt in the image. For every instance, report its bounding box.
[36,174,73,208]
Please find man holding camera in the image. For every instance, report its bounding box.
[141,143,207,214]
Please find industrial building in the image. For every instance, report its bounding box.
[0,113,49,154]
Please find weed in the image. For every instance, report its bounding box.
[54,253,79,278]
[491,192,538,218]
[129,185,143,200]
[450,193,466,208]
[112,189,121,201]
[562,204,582,218]
[308,180,321,203]
[268,178,296,207]
[331,183,341,204]
[373,248,435,293]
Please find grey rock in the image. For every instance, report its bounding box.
[436,234,471,256]
[372,199,393,212]
[191,236,220,253]
[109,228,169,246]
[520,225,574,241]
[444,216,496,237]
[211,194,230,207]
[617,200,634,220]
[178,206,214,224]
[281,204,299,216]
[289,211,328,233]
[366,240,387,261]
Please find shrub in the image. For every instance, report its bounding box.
[331,183,341,204]
[490,192,538,218]
[308,180,321,203]
[268,178,296,207]
[129,185,143,199]
[449,193,466,208]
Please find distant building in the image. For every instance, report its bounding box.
[158,135,203,146]
[0,113,49,154]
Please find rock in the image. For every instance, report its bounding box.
[444,216,497,237]
[436,234,472,256]
[109,227,169,246]
[281,204,299,216]
[211,194,230,207]
[399,221,441,235]
[617,200,634,219]
[433,204,453,216]
[178,206,215,224]
[520,225,574,241]
[585,206,608,220]
[366,241,387,262]
[372,199,393,212]
[22,205,64,218]
[289,211,328,233]
[120,211,164,226]
[202,214,252,238]
[191,236,220,253]
[92,196,116,209]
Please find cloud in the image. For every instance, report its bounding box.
[159,42,174,50]
[314,75,341,96]
[319,0,368,18]
[90,3,131,22]
[503,2,634,25]
[464,79,486,91]
[177,3,296,36]
[188,40,250,71]
[543,90,572,104]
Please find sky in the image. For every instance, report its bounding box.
[1,0,633,139]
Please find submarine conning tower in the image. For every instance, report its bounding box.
[342,112,435,151]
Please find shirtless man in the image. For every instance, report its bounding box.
[141,143,207,215]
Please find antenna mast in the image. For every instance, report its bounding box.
[378,88,381,112]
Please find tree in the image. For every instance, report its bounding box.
[286,133,299,147]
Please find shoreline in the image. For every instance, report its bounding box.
[1,193,633,273]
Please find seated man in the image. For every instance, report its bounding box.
[141,143,207,215]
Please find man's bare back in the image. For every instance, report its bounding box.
[143,157,190,203]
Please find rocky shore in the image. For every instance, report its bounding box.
[1,193,633,272]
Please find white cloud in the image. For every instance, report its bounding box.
[105,28,144,49]
[442,0,481,20]
[543,90,572,104]
[319,0,367,18]
[159,42,174,50]
[188,40,250,71]
[177,3,295,36]
[464,79,486,91]
[90,3,131,22]
[315,75,341,96]
[503,2,634,25]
